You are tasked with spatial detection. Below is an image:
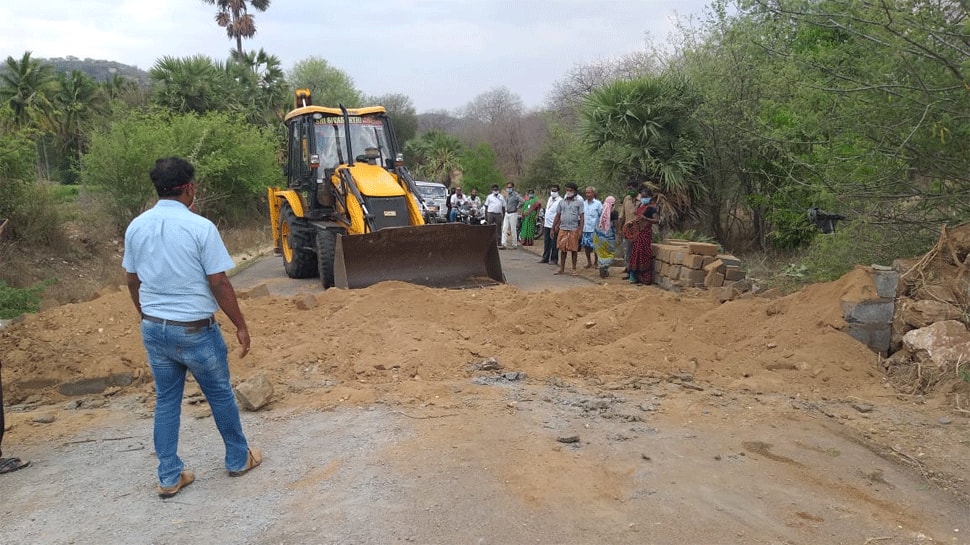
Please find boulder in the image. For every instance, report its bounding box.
[899,298,964,328]
[901,320,970,368]
[234,373,274,411]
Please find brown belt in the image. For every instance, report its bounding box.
[142,314,215,328]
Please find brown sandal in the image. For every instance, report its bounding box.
[158,470,195,498]
[228,447,262,477]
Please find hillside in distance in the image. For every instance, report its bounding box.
[38,55,149,85]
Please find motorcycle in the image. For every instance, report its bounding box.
[455,203,487,225]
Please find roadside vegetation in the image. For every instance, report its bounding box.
[2,0,968,316]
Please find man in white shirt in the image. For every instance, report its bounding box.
[538,184,562,265]
[448,187,468,222]
[484,184,506,240]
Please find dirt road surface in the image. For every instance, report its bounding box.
[1,245,968,544]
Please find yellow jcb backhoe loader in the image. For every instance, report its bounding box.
[268,89,504,289]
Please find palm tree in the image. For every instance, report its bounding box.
[580,75,704,224]
[52,70,109,180]
[581,76,699,192]
[0,52,57,128]
[404,131,465,185]
[150,55,228,114]
[200,0,271,57]
[229,48,287,123]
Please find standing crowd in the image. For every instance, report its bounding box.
[531,179,659,284]
[445,178,661,284]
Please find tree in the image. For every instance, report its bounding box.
[150,55,229,115]
[0,52,56,128]
[547,52,657,119]
[50,70,109,183]
[229,48,288,123]
[287,57,362,108]
[580,75,704,226]
[81,110,280,232]
[521,119,600,193]
[460,144,504,191]
[459,87,530,178]
[403,130,464,185]
[200,0,271,58]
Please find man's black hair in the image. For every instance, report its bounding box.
[150,157,194,198]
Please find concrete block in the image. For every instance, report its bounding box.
[841,299,894,324]
[702,256,715,268]
[703,259,726,275]
[686,268,706,285]
[717,254,742,267]
[724,267,745,281]
[670,265,683,280]
[844,323,891,355]
[871,268,900,299]
[688,242,719,256]
[717,285,739,302]
[705,270,725,288]
[58,373,138,396]
[670,250,686,265]
[684,254,705,269]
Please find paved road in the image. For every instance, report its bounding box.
[230,243,591,296]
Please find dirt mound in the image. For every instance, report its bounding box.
[0,267,881,409]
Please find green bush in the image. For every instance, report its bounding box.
[0,279,54,319]
[80,110,281,234]
[800,221,936,282]
[0,123,67,245]
[665,229,717,244]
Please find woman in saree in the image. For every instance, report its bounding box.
[625,186,660,285]
[592,196,617,278]
[518,189,542,246]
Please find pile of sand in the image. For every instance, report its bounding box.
[0,269,881,409]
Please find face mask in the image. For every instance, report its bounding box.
[492,190,499,195]
[628,190,637,197]
[566,191,576,198]
[641,197,651,204]
[550,191,559,197]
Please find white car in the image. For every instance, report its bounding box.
[414,181,449,222]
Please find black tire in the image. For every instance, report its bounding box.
[280,203,318,279]
[315,228,338,288]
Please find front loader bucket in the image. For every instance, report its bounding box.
[333,224,505,289]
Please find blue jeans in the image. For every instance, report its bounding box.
[141,320,250,487]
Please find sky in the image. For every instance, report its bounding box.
[0,0,712,113]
